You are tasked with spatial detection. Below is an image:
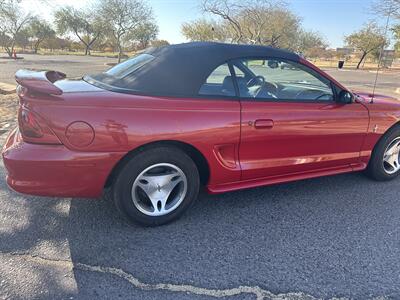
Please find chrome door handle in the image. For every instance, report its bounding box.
[254,119,274,129]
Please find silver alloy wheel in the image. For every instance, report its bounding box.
[383,137,400,175]
[131,163,188,217]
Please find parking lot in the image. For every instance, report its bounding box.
[0,54,115,84]
[1,54,400,299]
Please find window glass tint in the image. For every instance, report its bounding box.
[106,54,155,79]
[232,59,334,101]
[234,66,245,78]
[199,63,235,96]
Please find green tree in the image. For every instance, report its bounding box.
[393,24,400,56]
[296,30,328,58]
[151,40,170,47]
[372,0,400,18]
[181,19,226,42]
[345,22,388,69]
[0,0,32,57]
[198,0,325,53]
[235,4,301,47]
[42,36,72,52]
[394,24,400,39]
[201,0,302,47]
[54,6,102,55]
[201,0,244,43]
[28,18,55,53]
[99,0,156,62]
[127,21,158,50]
[15,27,30,50]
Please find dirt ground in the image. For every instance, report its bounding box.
[0,94,18,136]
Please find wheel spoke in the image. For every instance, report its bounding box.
[158,196,168,214]
[144,196,157,212]
[141,171,179,187]
[386,141,400,156]
[137,179,155,197]
[393,156,399,169]
[131,163,187,216]
[384,153,399,170]
[163,177,183,198]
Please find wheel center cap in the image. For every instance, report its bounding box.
[157,184,162,192]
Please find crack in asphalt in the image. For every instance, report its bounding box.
[0,251,388,300]
[75,263,315,300]
[0,252,314,299]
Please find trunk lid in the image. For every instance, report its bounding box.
[54,79,105,93]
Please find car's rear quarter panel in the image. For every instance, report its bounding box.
[29,91,242,187]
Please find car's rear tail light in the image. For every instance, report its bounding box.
[19,108,43,138]
[18,107,62,144]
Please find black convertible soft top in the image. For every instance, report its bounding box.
[87,42,301,97]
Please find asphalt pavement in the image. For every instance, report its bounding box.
[1,130,400,299]
[0,53,115,84]
[324,68,400,99]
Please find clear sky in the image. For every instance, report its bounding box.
[22,0,392,48]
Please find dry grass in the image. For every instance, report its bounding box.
[0,93,18,135]
[2,47,137,59]
[36,50,130,58]
[312,59,400,70]
[312,59,376,69]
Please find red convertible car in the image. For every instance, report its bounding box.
[2,42,400,226]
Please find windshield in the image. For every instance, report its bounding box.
[85,53,155,90]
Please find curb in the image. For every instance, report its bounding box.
[0,82,16,94]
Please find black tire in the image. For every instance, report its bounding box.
[112,146,200,226]
[367,125,400,181]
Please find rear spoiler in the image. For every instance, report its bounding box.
[15,70,66,96]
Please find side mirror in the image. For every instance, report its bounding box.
[338,90,354,104]
[267,60,279,69]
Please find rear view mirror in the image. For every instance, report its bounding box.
[338,90,354,104]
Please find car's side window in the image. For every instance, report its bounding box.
[199,63,236,97]
[232,58,334,102]
[233,66,245,78]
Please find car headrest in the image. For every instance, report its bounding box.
[222,76,234,90]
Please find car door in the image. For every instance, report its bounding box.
[234,58,369,180]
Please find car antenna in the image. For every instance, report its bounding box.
[371,5,393,104]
